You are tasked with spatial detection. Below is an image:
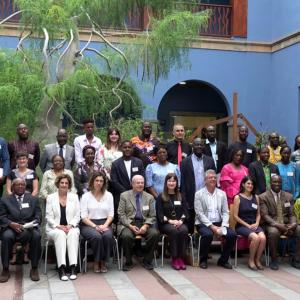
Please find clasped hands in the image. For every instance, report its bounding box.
[276,223,296,236]
[56,224,74,233]
[129,224,149,235]
[168,219,183,229]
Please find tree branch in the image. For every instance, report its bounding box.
[42,28,50,83]
[0,10,24,25]
[79,31,93,56]
[109,88,123,121]
[56,29,74,81]
[49,39,67,56]
[84,47,112,71]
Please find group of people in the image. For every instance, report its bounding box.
[0,120,300,283]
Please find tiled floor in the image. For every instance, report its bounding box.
[1,255,300,300]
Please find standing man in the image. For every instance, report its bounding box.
[268,132,281,164]
[39,128,75,173]
[259,175,300,270]
[249,146,279,195]
[8,123,40,170]
[110,141,145,219]
[131,121,159,167]
[203,125,227,174]
[74,118,102,165]
[195,169,236,269]
[0,178,41,282]
[117,175,159,271]
[0,137,10,197]
[181,138,216,233]
[166,123,192,166]
[227,125,256,168]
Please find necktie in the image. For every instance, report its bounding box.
[275,193,284,224]
[177,142,182,166]
[17,196,22,209]
[59,146,64,158]
[135,193,143,220]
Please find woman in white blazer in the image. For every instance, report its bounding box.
[46,174,80,281]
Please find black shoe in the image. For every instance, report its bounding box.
[0,269,10,283]
[269,260,279,271]
[248,264,258,271]
[58,265,68,281]
[142,259,153,270]
[217,260,232,269]
[200,261,208,269]
[291,259,300,270]
[30,268,40,281]
[70,265,77,280]
[123,262,133,272]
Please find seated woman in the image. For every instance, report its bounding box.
[75,145,105,198]
[146,144,180,199]
[6,151,39,264]
[46,174,80,281]
[80,172,114,273]
[233,176,266,270]
[156,173,189,270]
[40,154,76,201]
[6,151,38,196]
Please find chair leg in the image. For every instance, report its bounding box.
[189,235,194,266]
[234,237,238,268]
[78,241,82,273]
[197,235,201,266]
[161,235,165,268]
[114,238,121,270]
[84,240,88,273]
[44,240,49,275]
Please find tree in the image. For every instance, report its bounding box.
[0,0,210,142]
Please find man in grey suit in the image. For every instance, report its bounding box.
[118,175,159,271]
[259,175,300,270]
[39,129,75,172]
[195,169,236,269]
[0,178,41,282]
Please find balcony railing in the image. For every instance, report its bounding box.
[0,0,232,37]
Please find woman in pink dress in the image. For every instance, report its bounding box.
[220,148,249,250]
[220,148,248,206]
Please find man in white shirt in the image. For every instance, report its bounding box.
[74,118,102,165]
[194,169,236,269]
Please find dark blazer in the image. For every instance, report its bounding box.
[39,143,75,173]
[248,161,279,195]
[110,157,145,206]
[203,141,227,173]
[0,193,41,228]
[166,140,192,165]
[180,154,216,209]
[259,189,296,226]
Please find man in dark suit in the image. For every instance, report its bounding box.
[227,126,256,167]
[0,137,10,197]
[110,141,145,220]
[166,123,192,166]
[39,129,75,173]
[259,175,300,270]
[181,138,216,233]
[249,146,279,195]
[0,178,42,282]
[203,125,227,174]
[117,175,158,271]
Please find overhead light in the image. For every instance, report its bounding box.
[179,81,186,85]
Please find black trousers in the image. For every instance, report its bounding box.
[159,223,188,258]
[1,228,41,269]
[196,223,236,263]
[187,208,195,234]
[120,227,159,264]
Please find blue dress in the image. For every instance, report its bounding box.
[235,194,263,237]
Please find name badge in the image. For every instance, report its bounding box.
[21,203,29,209]
[284,202,291,208]
[174,201,181,206]
[271,173,277,177]
[0,168,3,177]
[132,167,138,172]
[251,203,258,209]
[142,205,149,210]
[214,154,218,161]
[28,154,34,159]
[26,174,34,179]
[182,153,187,158]
[0,145,1,149]
[246,148,252,154]
[287,172,294,177]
